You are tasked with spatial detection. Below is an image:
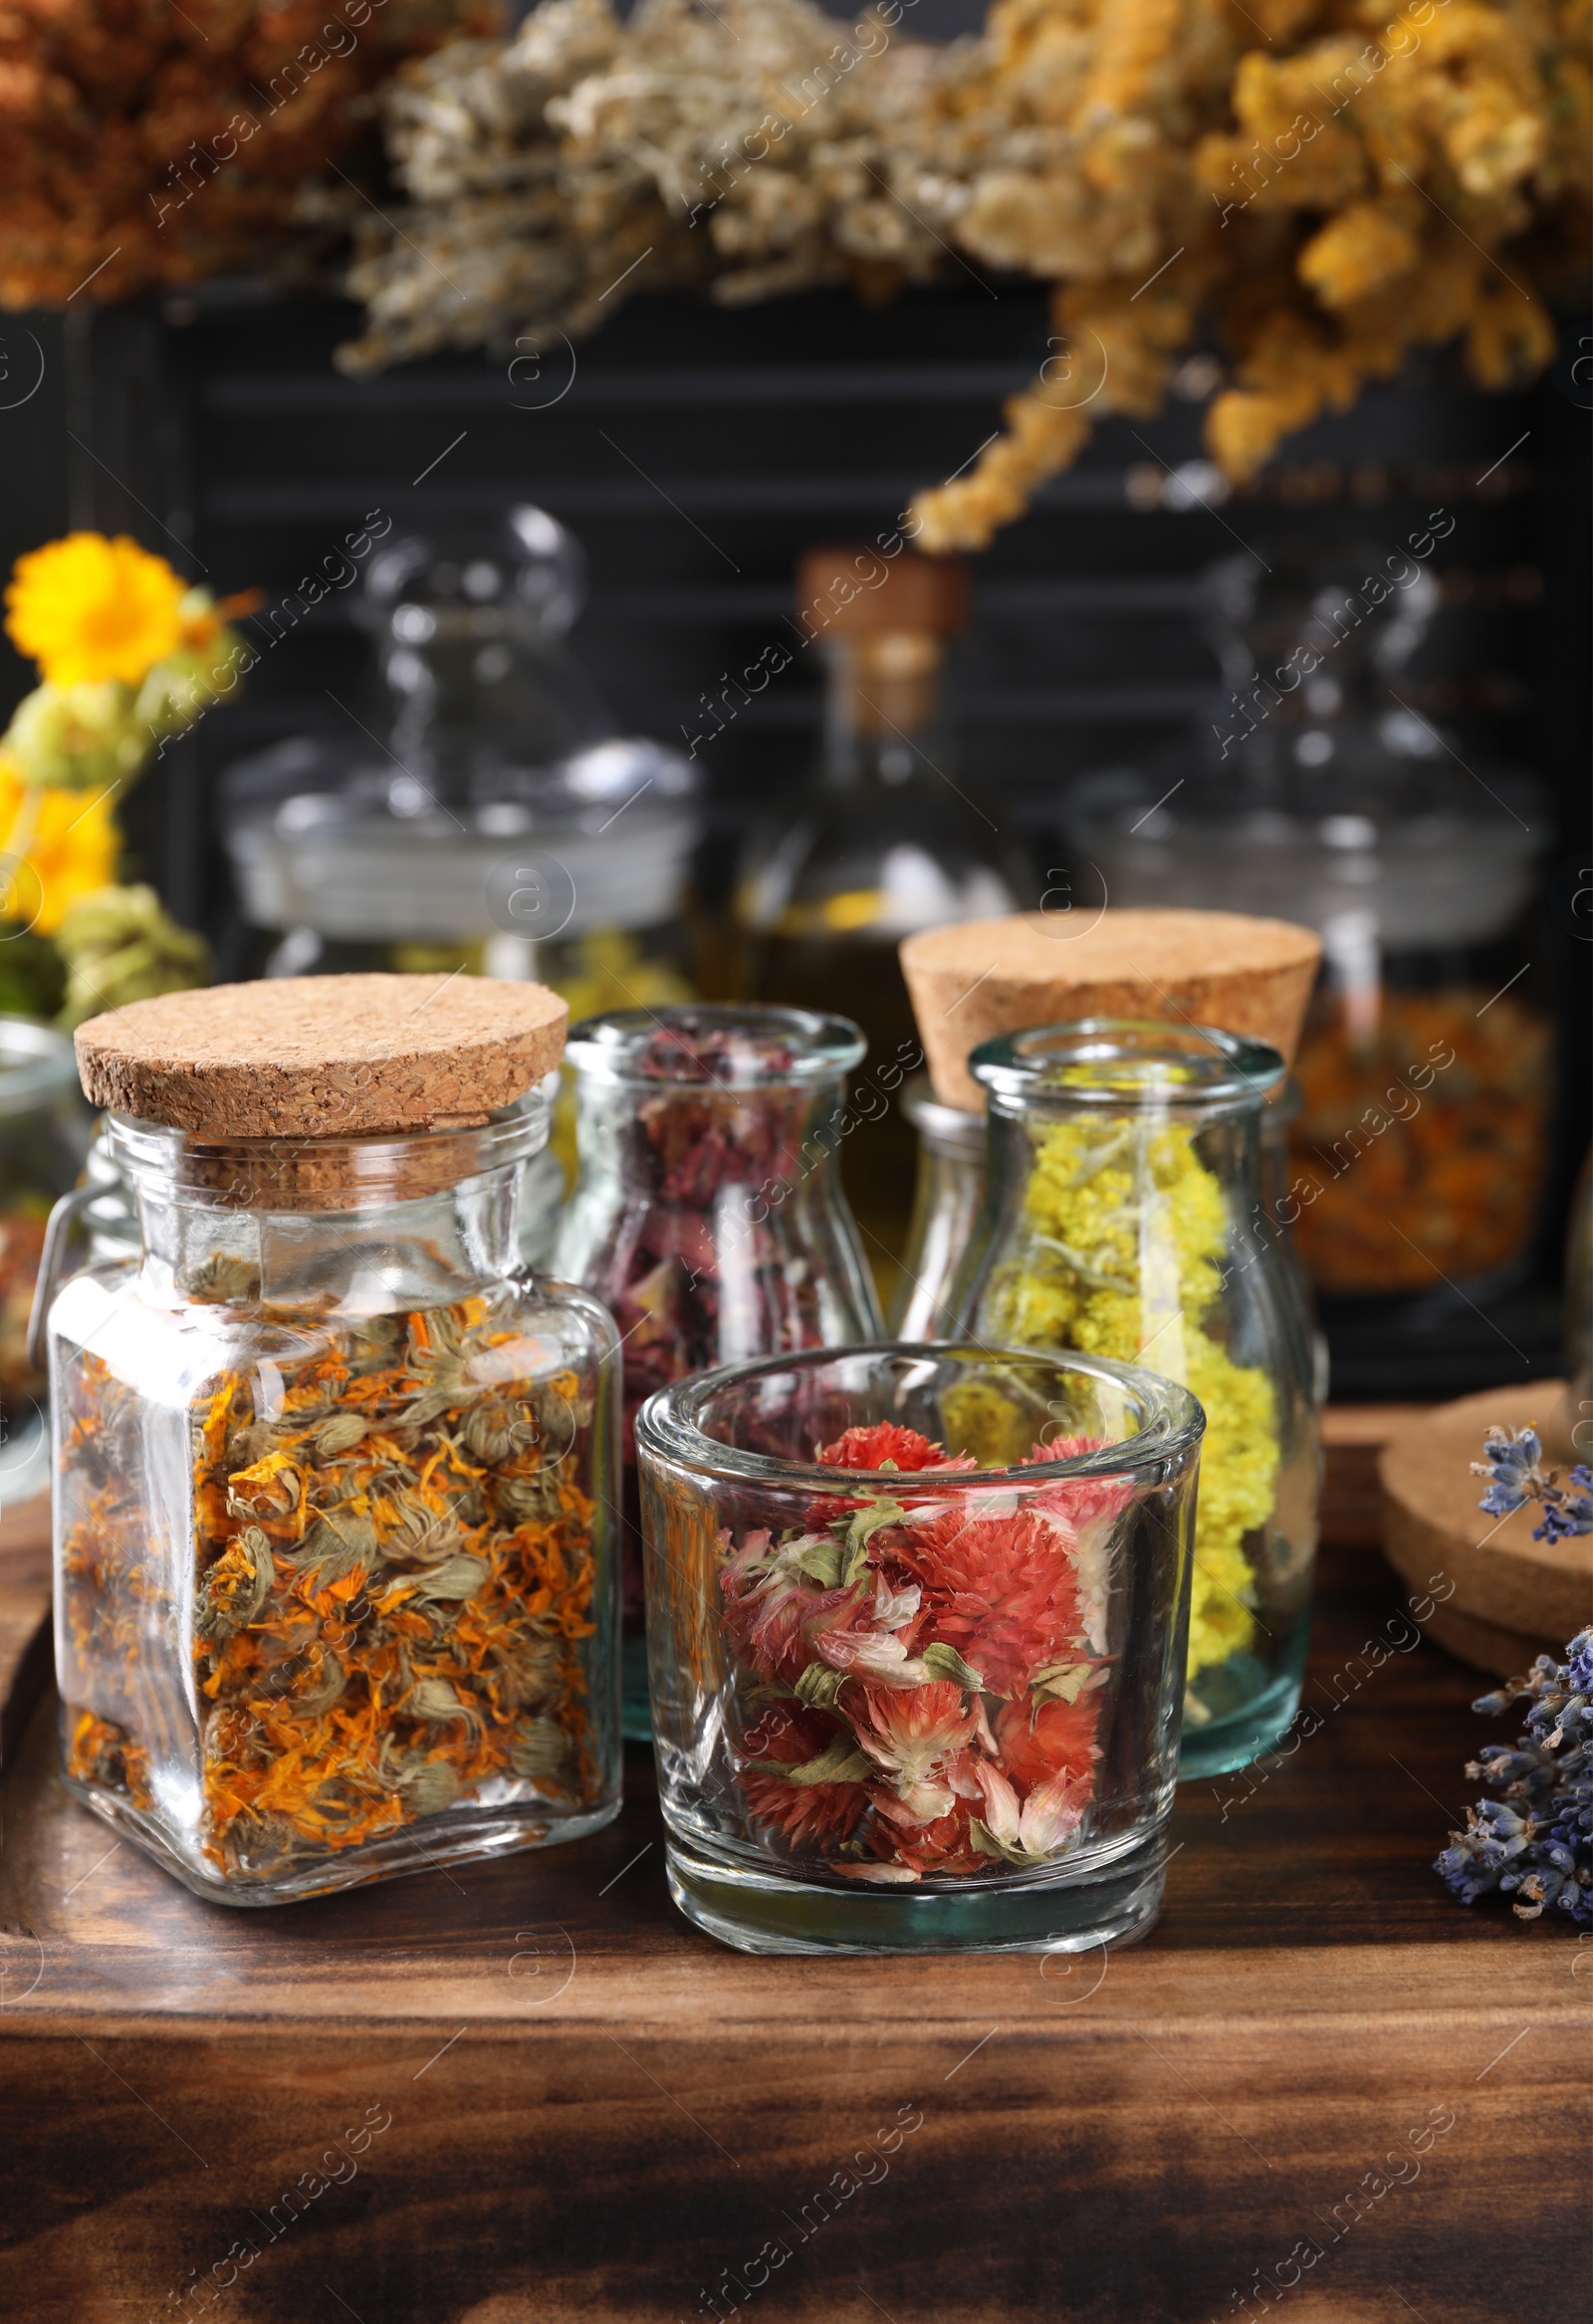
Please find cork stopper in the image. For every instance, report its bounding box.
[75,974,569,1138]
[900,909,1322,1111]
[796,547,969,637]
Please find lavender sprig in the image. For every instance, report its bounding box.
[1435,1626,1593,1925]
[1472,1425,1593,1542]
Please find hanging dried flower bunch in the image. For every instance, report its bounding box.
[336,0,1590,547]
[0,0,487,309]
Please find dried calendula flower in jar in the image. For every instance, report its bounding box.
[49,974,621,1903]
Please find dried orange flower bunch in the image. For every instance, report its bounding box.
[62,1296,602,1886]
[0,0,490,308]
[916,0,1589,547]
[339,0,1588,543]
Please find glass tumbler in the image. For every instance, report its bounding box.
[637,1341,1202,1956]
[952,1022,1321,1779]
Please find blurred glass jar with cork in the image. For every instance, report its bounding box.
[1065,538,1550,1386]
[222,506,702,1027]
[736,547,1027,1300]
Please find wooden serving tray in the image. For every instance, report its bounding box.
[1,1442,1586,2323]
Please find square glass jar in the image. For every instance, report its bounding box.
[637,1341,1202,1956]
[49,1088,621,1904]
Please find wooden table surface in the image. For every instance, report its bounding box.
[1,1437,1587,2324]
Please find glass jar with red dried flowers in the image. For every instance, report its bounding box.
[951,1021,1321,1781]
[47,975,621,1905]
[553,1006,884,1736]
[636,1342,1202,1955]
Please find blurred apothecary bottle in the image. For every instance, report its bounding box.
[736,549,1024,1299]
[1067,544,1549,1327]
[222,506,701,1038]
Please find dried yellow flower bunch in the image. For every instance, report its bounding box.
[339,0,1589,547]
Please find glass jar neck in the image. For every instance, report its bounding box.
[109,1103,545,1311]
[820,631,947,791]
[986,1085,1265,1189]
[381,604,609,801]
[571,1065,852,1192]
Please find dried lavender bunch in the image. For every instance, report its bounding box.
[1473,1424,1593,1544]
[1435,1629,1593,1926]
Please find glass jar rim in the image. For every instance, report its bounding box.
[971,1018,1283,1110]
[105,1079,553,1212]
[0,1017,81,1119]
[566,1005,865,1088]
[636,1339,1204,1489]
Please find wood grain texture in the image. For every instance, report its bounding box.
[1319,1406,1421,1548]
[0,1490,52,1769]
[1,1485,1586,2322]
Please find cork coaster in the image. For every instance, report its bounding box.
[1379,1383,1592,1676]
[75,975,569,1138]
[899,909,1322,1111]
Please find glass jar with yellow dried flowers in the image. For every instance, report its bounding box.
[47,974,620,1904]
[950,1022,1321,1781]
[895,1073,1327,1405]
[637,1341,1202,1956]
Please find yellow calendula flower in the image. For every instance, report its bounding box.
[5,533,186,689]
[0,754,119,937]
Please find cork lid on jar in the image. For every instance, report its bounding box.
[75,974,569,1139]
[796,547,969,636]
[900,909,1322,1112]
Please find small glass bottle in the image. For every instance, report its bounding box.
[951,1021,1321,1779]
[553,1006,884,1735]
[48,979,621,1903]
[637,1340,1203,1955]
[737,548,1022,1300]
[891,1079,985,1338]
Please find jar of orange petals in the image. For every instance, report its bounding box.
[45,975,621,1904]
[636,1341,1202,1955]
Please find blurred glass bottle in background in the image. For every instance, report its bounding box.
[222,506,701,1026]
[737,548,1024,1303]
[1067,539,1550,1396]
